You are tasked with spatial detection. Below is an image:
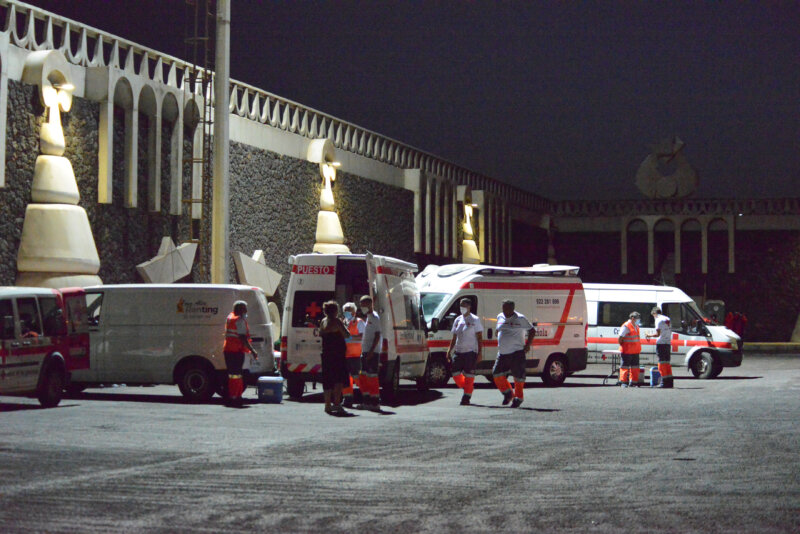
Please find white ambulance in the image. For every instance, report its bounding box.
[583,283,743,378]
[417,264,588,387]
[70,284,275,401]
[0,287,90,407]
[280,253,428,401]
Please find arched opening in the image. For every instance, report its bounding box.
[708,218,729,276]
[679,218,703,294]
[183,99,202,232]
[138,85,157,212]
[112,77,134,208]
[626,219,648,280]
[654,218,676,285]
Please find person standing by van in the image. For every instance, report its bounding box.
[493,300,535,408]
[617,311,642,387]
[319,301,350,415]
[223,300,258,406]
[647,306,673,388]
[446,298,483,405]
[341,302,365,408]
[357,295,382,412]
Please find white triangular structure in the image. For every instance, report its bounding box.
[232,250,282,297]
[136,238,197,283]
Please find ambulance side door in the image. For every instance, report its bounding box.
[13,297,45,392]
[0,298,18,392]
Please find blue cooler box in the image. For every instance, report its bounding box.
[257,376,284,403]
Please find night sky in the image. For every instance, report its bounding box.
[28,1,800,201]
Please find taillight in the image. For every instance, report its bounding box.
[280,336,288,361]
[380,339,389,363]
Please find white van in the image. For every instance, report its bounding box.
[280,253,428,401]
[417,264,588,387]
[584,283,743,378]
[70,284,275,401]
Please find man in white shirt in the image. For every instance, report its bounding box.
[446,298,483,405]
[358,295,383,411]
[493,300,536,408]
[647,306,674,388]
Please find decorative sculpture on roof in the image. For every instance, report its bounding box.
[307,138,350,254]
[635,136,698,199]
[136,238,197,283]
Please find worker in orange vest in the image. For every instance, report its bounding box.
[341,302,365,408]
[617,311,642,387]
[223,300,258,406]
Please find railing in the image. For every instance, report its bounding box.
[552,198,800,217]
[0,0,550,212]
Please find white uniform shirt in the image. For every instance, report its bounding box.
[496,311,533,355]
[451,313,483,353]
[361,311,382,353]
[654,314,672,345]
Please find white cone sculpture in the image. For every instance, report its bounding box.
[462,204,480,264]
[312,161,350,254]
[16,51,101,288]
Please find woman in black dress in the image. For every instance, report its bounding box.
[320,301,350,415]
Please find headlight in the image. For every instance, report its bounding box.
[730,339,739,350]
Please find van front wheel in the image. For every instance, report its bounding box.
[426,354,450,388]
[541,355,568,387]
[690,352,719,380]
[177,363,214,402]
[37,364,65,408]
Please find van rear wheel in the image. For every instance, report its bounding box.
[541,355,568,387]
[177,363,214,402]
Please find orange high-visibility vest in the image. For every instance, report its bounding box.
[345,318,363,358]
[223,312,250,353]
[620,320,641,354]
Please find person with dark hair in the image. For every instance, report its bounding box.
[493,299,535,408]
[319,300,350,415]
[646,306,673,388]
[617,311,642,387]
[223,300,258,407]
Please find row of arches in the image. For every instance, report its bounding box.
[621,215,735,275]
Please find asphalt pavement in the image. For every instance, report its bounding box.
[1,355,798,533]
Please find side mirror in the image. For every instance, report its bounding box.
[430,318,439,333]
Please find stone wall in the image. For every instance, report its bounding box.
[227,141,415,308]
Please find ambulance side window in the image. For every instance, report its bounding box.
[0,299,14,339]
[39,296,65,336]
[86,293,103,327]
[598,302,655,328]
[17,298,42,337]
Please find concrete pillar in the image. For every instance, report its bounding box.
[169,113,184,215]
[98,100,114,204]
[442,183,451,258]
[123,107,138,208]
[191,125,203,219]
[147,108,162,212]
[434,179,442,257]
[647,220,654,274]
[674,220,682,275]
[0,45,8,188]
[211,0,231,282]
[728,216,735,273]
[424,175,433,255]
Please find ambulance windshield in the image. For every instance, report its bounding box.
[421,292,450,321]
